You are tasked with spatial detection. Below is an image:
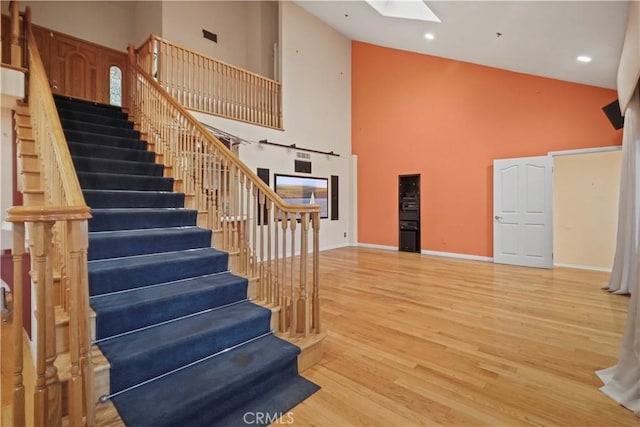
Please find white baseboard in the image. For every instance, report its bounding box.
[357,243,399,251]
[554,263,612,272]
[421,249,493,262]
[356,243,493,262]
[319,243,351,252]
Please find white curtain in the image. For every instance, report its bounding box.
[597,87,640,415]
[606,86,640,295]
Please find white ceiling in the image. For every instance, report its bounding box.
[293,0,629,89]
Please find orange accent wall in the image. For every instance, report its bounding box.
[352,41,622,257]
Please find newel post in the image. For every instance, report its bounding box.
[9,0,22,67]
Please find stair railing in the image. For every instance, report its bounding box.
[136,35,282,129]
[3,6,95,426]
[127,44,321,338]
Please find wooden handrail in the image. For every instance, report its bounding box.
[25,20,85,207]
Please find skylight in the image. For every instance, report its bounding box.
[365,0,441,23]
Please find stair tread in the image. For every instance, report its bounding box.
[90,272,245,313]
[99,301,272,392]
[98,301,269,357]
[110,334,303,427]
[88,247,228,295]
[88,226,212,260]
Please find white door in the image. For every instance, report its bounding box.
[493,156,553,268]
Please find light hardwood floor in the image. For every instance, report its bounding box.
[93,246,636,426]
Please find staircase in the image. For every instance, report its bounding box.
[55,95,319,426]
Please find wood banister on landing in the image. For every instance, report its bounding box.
[135,35,282,129]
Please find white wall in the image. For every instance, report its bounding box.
[190,1,354,251]
[132,1,163,48]
[5,1,135,52]
[161,1,250,72]
[160,1,278,78]
[280,1,351,155]
[246,1,278,79]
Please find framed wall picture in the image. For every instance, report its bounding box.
[274,174,328,219]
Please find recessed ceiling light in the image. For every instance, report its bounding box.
[577,55,592,63]
[424,33,435,40]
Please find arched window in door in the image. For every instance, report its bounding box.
[109,65,122,106]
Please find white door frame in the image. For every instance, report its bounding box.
[493,145,622,269]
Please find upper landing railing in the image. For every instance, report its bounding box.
[136,35,282,130]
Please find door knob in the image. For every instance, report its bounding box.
[494,215,503,221]
[51,80,58,89]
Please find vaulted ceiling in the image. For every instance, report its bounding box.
[294,0,629,89]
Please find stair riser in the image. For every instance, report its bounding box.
[83,191,185,209]
[55,100,128,119]
[58,109,133,128]
[20,171,40,189]
[18,153,38,170]
[17,139,36,155]
[64,130,148,151]
[93,277,248,339]
[88,251,229,296]
[72,157,164,177]
[89,210,198,232]
[68,142,155,163]
[88,229,212,260]
[61,119,140,139]
[77,173,174,192]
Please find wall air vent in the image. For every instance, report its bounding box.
[203,29,217,43]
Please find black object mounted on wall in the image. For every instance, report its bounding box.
[602,99,624,130]
[203,29,218,43]
[399,174,420,253]
[331,175,339,221]
[294,160,312,174]
[257,168,269,225]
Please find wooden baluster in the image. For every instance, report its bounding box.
[232,166,240,253]
[258,192,266,300]
[312,212,320,333]
[299,213,310,336]
[289,217,297,336]
[280,214,289,332]
[244,179,252,274]
[266,200,273,304]
[251,186,259,278]
[9,221,26,426]
[31,220,61,427]
[273,206,280,306]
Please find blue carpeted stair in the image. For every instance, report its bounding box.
[54,95,319,426]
